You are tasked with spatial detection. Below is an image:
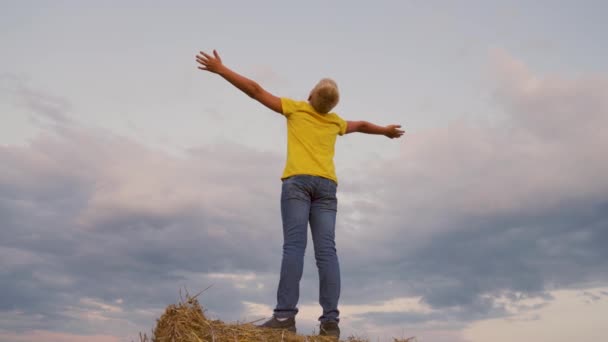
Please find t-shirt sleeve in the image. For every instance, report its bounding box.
[336,115,347,136]
[280,98,298,117]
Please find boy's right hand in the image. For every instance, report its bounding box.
[196,49,225,74]
[385,125,405,139]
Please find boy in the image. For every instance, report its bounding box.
[196,50,404,339]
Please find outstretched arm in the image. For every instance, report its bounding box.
[196,50,282,114]
[346,121,405,139]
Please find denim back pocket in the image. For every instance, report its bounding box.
[281,177,310,201]
[321,179,338,211]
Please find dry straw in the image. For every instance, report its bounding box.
[138,289,416,342]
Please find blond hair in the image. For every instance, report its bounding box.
[309,78,339,114]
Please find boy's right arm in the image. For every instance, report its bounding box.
[346,121,405,139]
[196,50,283,114]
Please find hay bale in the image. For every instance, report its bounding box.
[139,291,349,342]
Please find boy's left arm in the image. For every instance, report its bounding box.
[345,120,405,139]
[196,50,283,114]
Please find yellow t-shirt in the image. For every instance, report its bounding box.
[280,97,347,183]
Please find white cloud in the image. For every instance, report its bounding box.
[79,297,123,314]
[208,272,258,289]
[463,287,608,342]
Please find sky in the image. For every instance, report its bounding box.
[1,1,608,341]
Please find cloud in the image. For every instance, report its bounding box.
[1,49,607,341]
[0,72,72,125]
[463,287,608,342]
[0,116,289,338]
[331,49,608,320]
[0,330,120,342]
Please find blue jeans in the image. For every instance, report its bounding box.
[273,175,341,323]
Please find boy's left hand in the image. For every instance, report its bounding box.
[385,125,405,139]
[196,50,224,74]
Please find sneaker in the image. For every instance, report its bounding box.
[259,316,296,333]
[319,320,340,339]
